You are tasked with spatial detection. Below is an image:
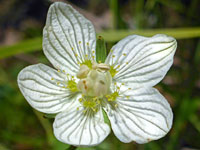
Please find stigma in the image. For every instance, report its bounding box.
[77,62,112,98]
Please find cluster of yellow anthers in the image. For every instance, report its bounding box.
[78,95,101,112]
[108,50,130,78]
[51,70,78,93]
[106,82,131,102]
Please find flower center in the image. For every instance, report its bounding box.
[77,62,112,98]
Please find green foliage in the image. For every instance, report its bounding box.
[0,37,42,59]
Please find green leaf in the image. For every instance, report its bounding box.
[99,27,200,42]
[1,27,200,59]
[102,109,111,126]
[95,36,107,63]
[189,114,200,133]
[0,37,42,59]
[43,113,57,119]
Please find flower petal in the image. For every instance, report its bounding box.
[104,87,173,144]
[17,63,78,114]
[43,2,96,75]
[53,106,110,146]
[106,34,177,88]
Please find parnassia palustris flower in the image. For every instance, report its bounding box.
[18,2,177,146]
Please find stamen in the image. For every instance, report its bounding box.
[106,91,119,102]
[67,80,78,92]
[79,96,101,112]
[109,65,118,77]
[51,70,78,92]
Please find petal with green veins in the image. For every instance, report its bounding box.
[53,106,110,146]
[43,2,96,75]
[17,63,79,114]
[106,34,177,88]
[104,87,173,144]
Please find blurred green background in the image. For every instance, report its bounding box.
[0,0,200,150]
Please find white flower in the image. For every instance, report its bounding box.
[17,2,177,146]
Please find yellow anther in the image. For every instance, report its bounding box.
[57,69,60,72]
[72,47,74,50]
[117,65,120,68]
[128,88,131,90]
[112,55,115,58]
[75,53,78,57]
[57,82,60,85]
[79,41,81,44]
[123,53,127,56]
[63,70,65,73]
[122,83,125,85]
[86,42,89,45]
[126,62,129,65]
[126,96,130,99]
[77,107,80,111]
[51,77,54,80]
[85,54,88,58]
[110,50,114,53]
